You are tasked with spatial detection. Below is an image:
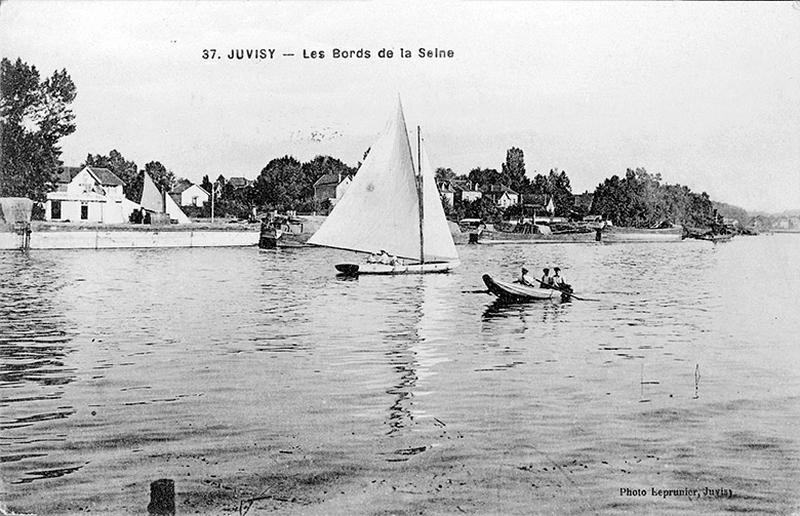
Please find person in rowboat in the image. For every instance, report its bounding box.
[519,267,535,286]
[540,268,552,288]
[552,267,573,293]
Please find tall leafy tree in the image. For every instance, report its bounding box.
[591,167,714,227]
[200,174,213,195]
[0,58,77,200]
[548,169,574,217]
[253,156,304,211]
[501,147,528,193]
[143,161,176,193]
[467,167,501,189]
[435,167,456,183]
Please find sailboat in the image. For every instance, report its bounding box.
[308,100,460,275]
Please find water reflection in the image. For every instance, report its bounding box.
[382,285,423,437]
[0,253,77,483]
[481,298,568,326]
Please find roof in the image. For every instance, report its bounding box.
[482,184,518,196]
[521,193,548,206]
[228,176,253,188]
[437,181,455,193]
[86,167,124,186]
[314,173,350,187]
[172,179,193,194]
[56,166,83,183]
[451,179,480,192]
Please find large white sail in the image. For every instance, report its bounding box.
[420,143,459,262]
[308,101,423,261]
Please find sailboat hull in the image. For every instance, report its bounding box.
[335,260,460,276]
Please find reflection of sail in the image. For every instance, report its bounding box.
[384,275,458,435]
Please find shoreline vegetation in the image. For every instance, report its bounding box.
[1,57,795,234]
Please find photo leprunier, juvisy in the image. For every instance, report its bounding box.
[1,1,798,514]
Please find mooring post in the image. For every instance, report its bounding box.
[147,478,175,515]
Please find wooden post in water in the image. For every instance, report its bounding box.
[148,478,175,515]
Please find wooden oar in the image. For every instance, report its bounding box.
[462,289,490,294]
[526,276,599,302]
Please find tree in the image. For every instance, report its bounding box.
[528,169,574,216]
[200,175,213,195]
[591,167,715,228]
[143,161,176,193]
[0,58,77,201]
[463,196,501,222]
[501,147,528,193]
[84,149,140,201]
[467,167,501,189]
[548,169,574,217]
[435,167,456,183]
[253,156,304,211]
[300,155,356,205]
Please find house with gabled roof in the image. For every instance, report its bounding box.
[482,184,519,209]
[451,180,482,203]
[46,165,139,223]
[170,180,210,207]
[313,172,353,210]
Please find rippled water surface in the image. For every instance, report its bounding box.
[2,236,799,514]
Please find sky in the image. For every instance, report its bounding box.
[2,1,799,212]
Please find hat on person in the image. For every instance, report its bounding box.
[543,268,549,273]
[554,267,561,272]
[521,267,528,273]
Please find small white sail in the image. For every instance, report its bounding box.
[140,171,164,212]
[165,190,191,224]
[308,100,423,261]
[420,143,458,262]
[140,171,191,223]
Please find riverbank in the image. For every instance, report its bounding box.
[474,225,685,244]
[0,221,261,250]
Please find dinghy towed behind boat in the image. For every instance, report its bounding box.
[308,99,460,275]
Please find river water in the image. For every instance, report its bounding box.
[1,235,799,515]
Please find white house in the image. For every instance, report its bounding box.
[452,180,482,203]
[46,166,137,223]
[171,182,210,207]
[483,185,519,209]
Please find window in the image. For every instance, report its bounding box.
[80,204,89,220]
[191,196,198,206]
[51,200,62,219]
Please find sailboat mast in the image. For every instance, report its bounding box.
[417,125,424,265]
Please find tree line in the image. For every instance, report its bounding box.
[0,56,731,227]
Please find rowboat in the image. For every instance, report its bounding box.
[695,233,734,243]
[482,274,565,302]
[309,99,460,276]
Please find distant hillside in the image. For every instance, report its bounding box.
[712,201,749,225]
